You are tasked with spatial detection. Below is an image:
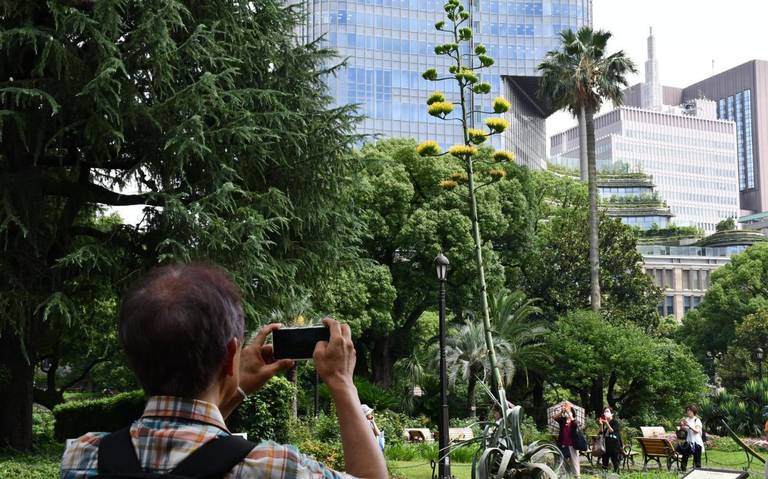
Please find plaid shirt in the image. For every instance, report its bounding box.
[60,396,350,479]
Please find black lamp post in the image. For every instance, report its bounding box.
[435,252,451,479]
[756,347,764,381]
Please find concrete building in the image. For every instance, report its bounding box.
[550,29,741,234]
[299,0,592,169]
[640,230,766,321]
[625,60,768,214]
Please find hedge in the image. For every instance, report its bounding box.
[53,390,145,441]
[53,376,295,443]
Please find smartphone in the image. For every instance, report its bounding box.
[272,326,330,360]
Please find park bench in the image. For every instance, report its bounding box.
[640,426,667,438]
[403,428,434,442]
[448,427,474,441]
[636,437,680,471]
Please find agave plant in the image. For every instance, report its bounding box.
[438,382,564,479]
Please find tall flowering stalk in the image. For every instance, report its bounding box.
[416,0,515,416]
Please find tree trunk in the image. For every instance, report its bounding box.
[606,370,618,410]
[578,105,588,181]
[589,376,604,418]
[532,376,546,427]
[585,104,601,312]
[467,374,477,418]
[371,337,393,387]
[0,328,34,450]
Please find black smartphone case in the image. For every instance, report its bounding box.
[272,326,330,359]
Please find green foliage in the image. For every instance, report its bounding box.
[1,0,365,447]
[524,174,662,328]
[319,378,400,412]
[717,217,737,232]
[546,310,708,423]
[718,309,768,388]
[52,391,145,441]
[227,376,294,443]
[638,224,703,240]
[338,140,537,384]
[700,379,768,438]
[296,439,345,471]
[0,445,62,479]
[679,243,768,357]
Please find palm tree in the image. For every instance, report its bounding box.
[444,320,514,418]
[538,27,637,312]
[489,290,549,384]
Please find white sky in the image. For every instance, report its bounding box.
[546,0,768,137]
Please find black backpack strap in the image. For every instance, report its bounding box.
[169,435,256,479]
[97,427,143,475]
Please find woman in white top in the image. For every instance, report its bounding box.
[679,404,705,471]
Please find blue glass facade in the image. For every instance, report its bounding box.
[302,0,592,154]
[718,89,755,191]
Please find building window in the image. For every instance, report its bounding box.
[683,296,692,314]
[682,270,689,289]
[665,269,674,289]
[665,295,675,316]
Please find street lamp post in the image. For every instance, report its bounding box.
[756,347,764,381]
[435,252,451,479]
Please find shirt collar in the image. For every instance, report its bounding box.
[142,396,229,432]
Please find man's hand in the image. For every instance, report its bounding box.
[239,323,295,395]
[313,318,356,392]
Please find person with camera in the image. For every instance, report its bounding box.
[597,407,622,473]
[678,404,705,471]
[60,263,388,479]
[556,402,581,479]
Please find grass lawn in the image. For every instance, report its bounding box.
[389,449,764,479]
[2,444,764,478]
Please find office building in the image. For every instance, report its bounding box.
[550,29,741,234]
[641,230,765,321]
[299,0,592,169]
[598,173,673,230]
[625,60,768,214]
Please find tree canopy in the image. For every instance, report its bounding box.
[679,243,768,358]
[546,310,707,422]
[0,0,363,449]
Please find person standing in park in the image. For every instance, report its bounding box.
[598,407,622,473]
[60,263,387,479]
[679,404,705,471]
[362,405,384,451]
[556,402,581,479]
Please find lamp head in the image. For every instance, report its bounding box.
[434,252,449,281]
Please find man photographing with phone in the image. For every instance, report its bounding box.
[60,263,388,479]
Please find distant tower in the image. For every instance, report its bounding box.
[642,27,663,110]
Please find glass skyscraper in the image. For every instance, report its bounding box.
[299,0,592,169]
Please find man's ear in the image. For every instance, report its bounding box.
[224,337,238,376]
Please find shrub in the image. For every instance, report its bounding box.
[0,446,61,478]
[383,441,477,463]
[53,376,294,443]
[32,405,55,446]
[297,439,345,470]
[53,390,145,441]
[227,376,294,443]
[376,410,417,446]
[385,442,420,461]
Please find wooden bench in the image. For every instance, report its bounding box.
[636,437,680,471]
[403,428,434,442]
[448,427,474,441]
[640,426,667,438]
